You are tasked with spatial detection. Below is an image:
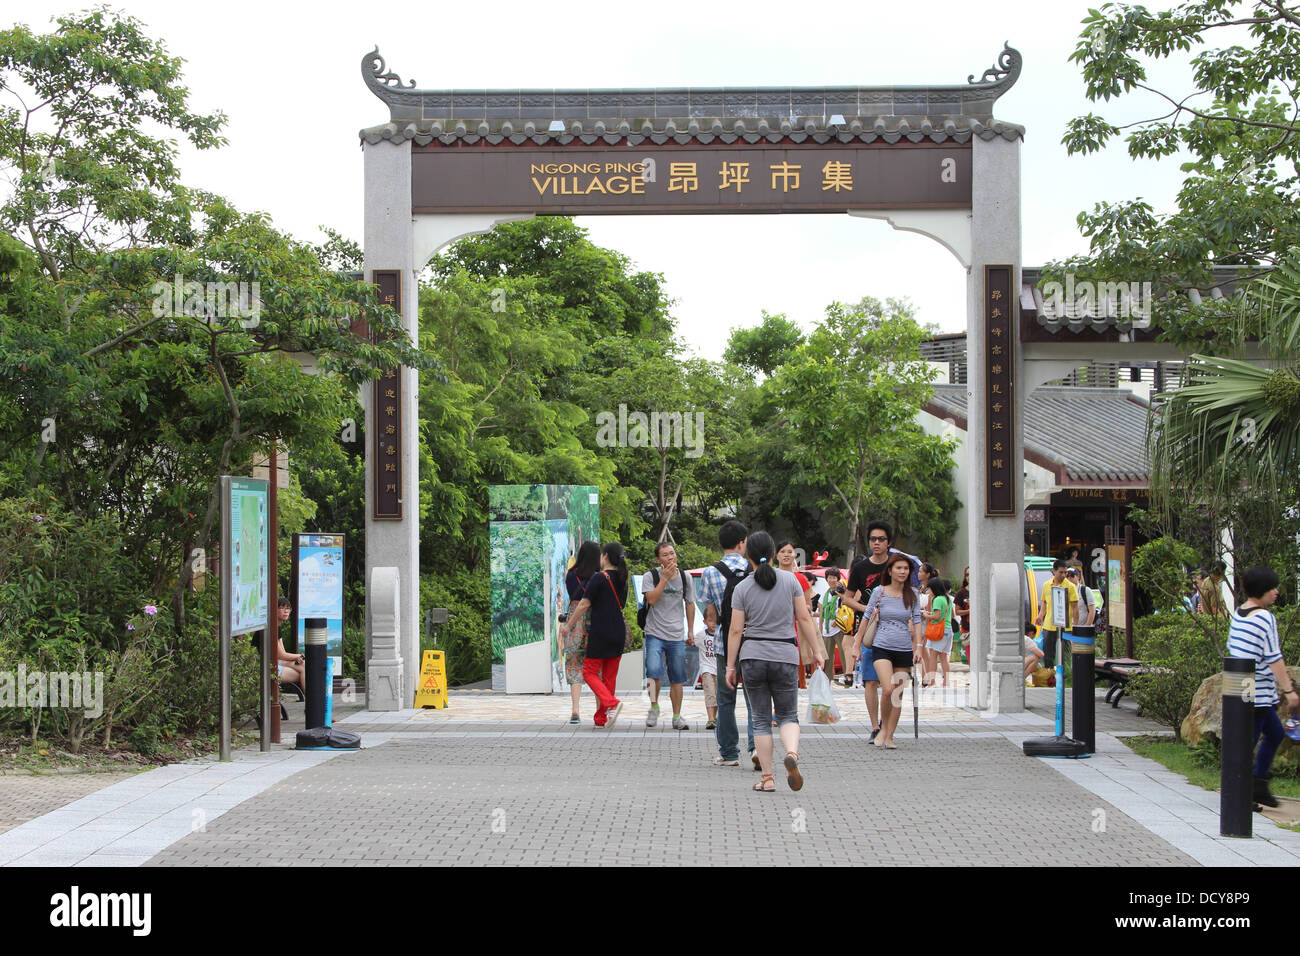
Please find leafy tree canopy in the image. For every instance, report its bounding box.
[1055,0,1300,348]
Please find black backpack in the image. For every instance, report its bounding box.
[636,566,688,631]
[714,560,751,656]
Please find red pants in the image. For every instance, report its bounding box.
[583,656,621,724]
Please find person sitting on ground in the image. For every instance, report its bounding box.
[1023,621,1046,678]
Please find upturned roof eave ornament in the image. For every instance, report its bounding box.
[362,47,416,107]
[967,42,1022,98]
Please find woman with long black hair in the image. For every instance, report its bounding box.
[560,542,629,727]
[856,553,923,749]
[725,531,824,792]
[561,541,601,724]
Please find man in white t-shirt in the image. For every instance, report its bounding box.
[1065,568,1099,626]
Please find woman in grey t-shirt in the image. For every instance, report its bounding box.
[725,531,824,793]
[857,553,923,749]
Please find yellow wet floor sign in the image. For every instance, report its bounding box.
[414,650,448,709]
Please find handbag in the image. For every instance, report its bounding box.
[924,617,945,642]
[834,603,855,634]
[858,609,880,648]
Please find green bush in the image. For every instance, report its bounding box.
[156,588,261,736]
[1129,606,1300,737]
[1128,614,1227,734]
[420,569,490,686]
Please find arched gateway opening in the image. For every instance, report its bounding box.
[359,45,1026,713]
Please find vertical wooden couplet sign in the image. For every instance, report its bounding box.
[372,269,403,520]
[985,264,1016,516]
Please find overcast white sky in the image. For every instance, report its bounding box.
[15,0,1205,359]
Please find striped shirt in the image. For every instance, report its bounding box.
[1227,606,1282,706]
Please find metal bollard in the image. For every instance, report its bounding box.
[1220,657,1254,838]
[1071,624,1096,754]
[304,617,329,730]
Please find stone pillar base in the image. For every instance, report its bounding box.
[367,660,405,712]
[366,566,404,712]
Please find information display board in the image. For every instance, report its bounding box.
[293,534,345,679]
[223,477,269,637]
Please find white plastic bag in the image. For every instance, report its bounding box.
[806,669,840,725]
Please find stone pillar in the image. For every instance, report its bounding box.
[363,139,420,709]
[967,134,1024,712]
[989,561,1024,714]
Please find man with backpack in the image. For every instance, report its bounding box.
[1065,567,1100,627]
[640,542,696,730]
[698,520,756,768]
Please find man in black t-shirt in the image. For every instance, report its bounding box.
[841,520,897,734]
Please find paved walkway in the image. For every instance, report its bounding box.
[0,771,139,835]
[2,683,1297,866]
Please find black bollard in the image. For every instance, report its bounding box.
[1071,625,1096,754]
[304,617,328,730]
[1220,657,1254,838]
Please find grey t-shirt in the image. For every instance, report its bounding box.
[641,567,696,642]
[731,569,803,666]
[865,587,923,652]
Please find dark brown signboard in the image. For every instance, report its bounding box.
[411,144,971,214]
[372,269,403,521]
[985,264,1015,516]
[1051,489,1149,507]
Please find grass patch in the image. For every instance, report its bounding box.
[1122,735,1300,799]
[0,729,260,774]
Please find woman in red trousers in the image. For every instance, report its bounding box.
[560,542,629,727]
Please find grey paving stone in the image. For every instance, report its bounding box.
[146,734,1196,867]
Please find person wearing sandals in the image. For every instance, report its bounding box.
[559,542,630,728]
[921,577,954,687]
[724,531,824,793]
[854,553,923,749]
[561,542,601,724]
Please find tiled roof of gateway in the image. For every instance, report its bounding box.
[926,385,1151,485]
[358,46,1025,147]
[1021,265,1253,335]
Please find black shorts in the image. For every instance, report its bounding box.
[872,647,914,670]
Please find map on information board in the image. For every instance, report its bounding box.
[227,478,268,636]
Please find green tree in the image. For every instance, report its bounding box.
[0,11,420,638]
[767,297,959,564]
[1057,0,1300,346]
[723,311,805,377]
[1144,249,1300,590]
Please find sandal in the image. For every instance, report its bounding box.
[753,773,775,793]
[784,752,804,792]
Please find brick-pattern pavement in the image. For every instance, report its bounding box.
[147,732,1195,867]
[0,772,139,835]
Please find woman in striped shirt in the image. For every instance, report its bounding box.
[1227,565,1298,808]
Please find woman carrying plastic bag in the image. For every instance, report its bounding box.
[806,669,840,725]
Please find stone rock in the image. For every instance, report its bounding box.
[1181,665,1300,746]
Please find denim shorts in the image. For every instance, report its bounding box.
[856,644,876,679]
[644,634,688,684]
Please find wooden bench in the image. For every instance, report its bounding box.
[1094,657,1145,707]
